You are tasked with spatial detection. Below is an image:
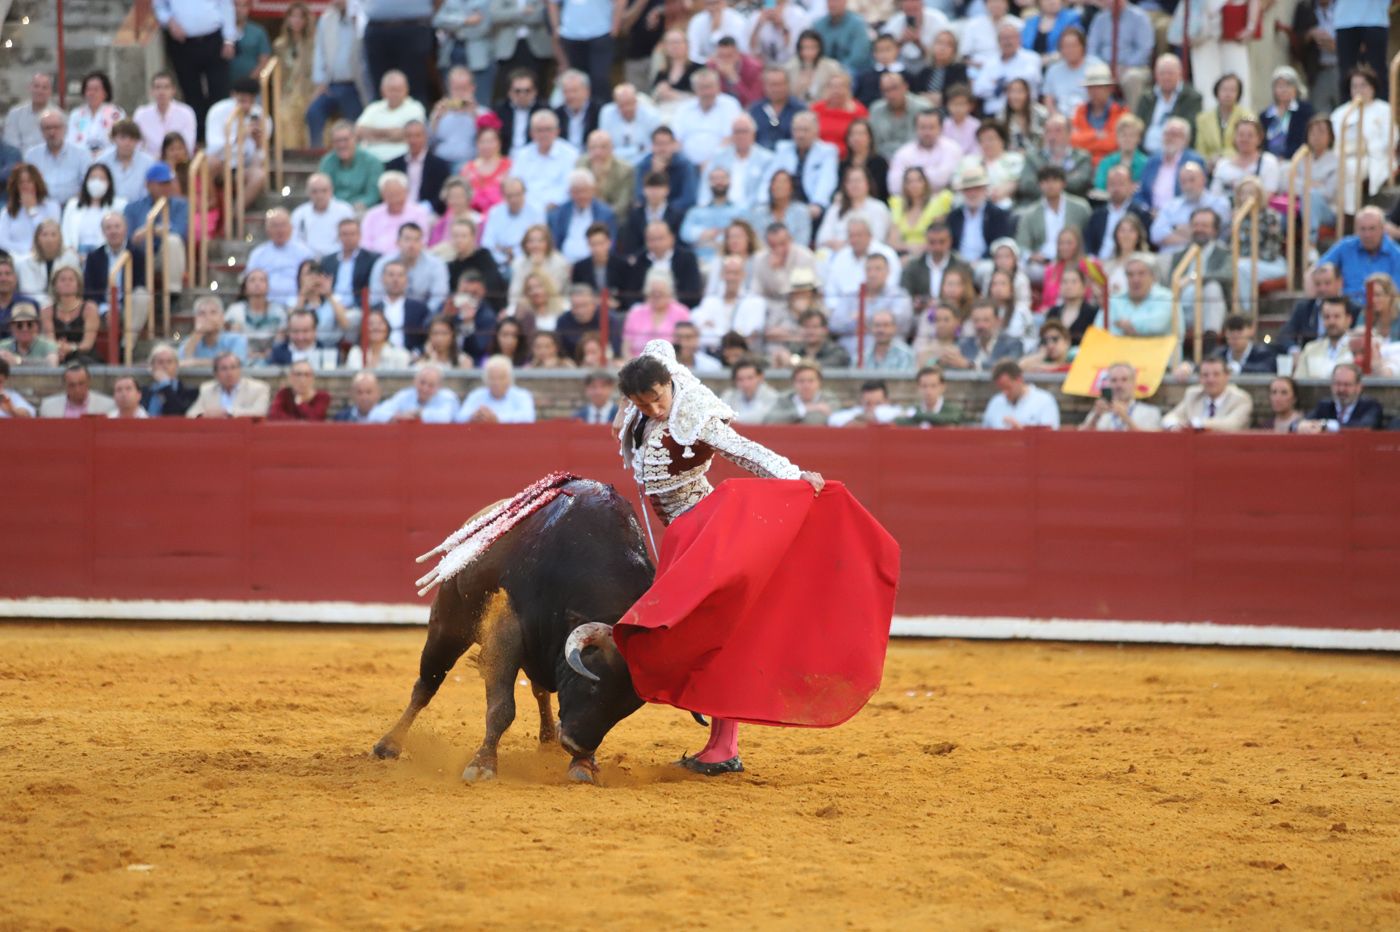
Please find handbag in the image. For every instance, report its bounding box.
[1220,1,1262,42]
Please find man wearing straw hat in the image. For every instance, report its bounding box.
[946,165,1014,280]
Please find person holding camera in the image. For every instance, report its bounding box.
[1080,362,1162,432]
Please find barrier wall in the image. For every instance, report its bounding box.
[4,421,1399,638]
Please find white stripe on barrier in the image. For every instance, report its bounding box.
[1,598,1397,651]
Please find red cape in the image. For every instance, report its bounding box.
[614,480,900,728]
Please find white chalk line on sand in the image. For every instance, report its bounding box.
[1,598,1397,652]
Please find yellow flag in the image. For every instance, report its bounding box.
[1062,326,1177,398]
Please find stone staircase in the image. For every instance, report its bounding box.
[0,0,156,111]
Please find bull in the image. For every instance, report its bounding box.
[372,476,654,783]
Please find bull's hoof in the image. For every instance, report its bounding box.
[371,740,400,760]
[462,763,496,783]
[567,755,599,784]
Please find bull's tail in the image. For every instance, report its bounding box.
[413,472,581,597]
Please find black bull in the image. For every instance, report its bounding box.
[372,479,656,783]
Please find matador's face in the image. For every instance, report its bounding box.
[628,382,674,421]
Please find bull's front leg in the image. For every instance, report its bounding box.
[531,681,557,746]
[462,621,524,783]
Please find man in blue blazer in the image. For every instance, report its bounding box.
[320,219,380,305]
[546,169,618,264]
[573,369,618,424]
[82,214,146,307]
[385,121,453,214]
[761,112,838,217]
[373,260,432,352]
[1299,363,1385,431]
[700,114,774,208]
[1133,117,1206,213]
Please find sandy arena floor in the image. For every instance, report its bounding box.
[1,623,1397,930]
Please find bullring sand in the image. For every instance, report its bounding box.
[1,623,1397,930]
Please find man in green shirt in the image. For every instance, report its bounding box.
[0,306,59,367]
[896,365,965,427]
[228,0,271,83]
[318,121,384,209]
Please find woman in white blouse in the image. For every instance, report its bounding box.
[1330,66,1397,217]
[344,311,413,369]
[1209,119,1282,199]
[60,164,127,256]
[815,165,892,252]
[0,165,61,257]
[66,72,126,155]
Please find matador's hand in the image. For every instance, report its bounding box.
[800,471,824,495]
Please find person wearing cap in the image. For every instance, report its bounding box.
[1259,66,1316,160]
[946,166,1015,271]
[1094,252,1173,338]
[1069,64,1127,168]
[0,256,41,339]
[0,305,59,367]
[122,162,189,300]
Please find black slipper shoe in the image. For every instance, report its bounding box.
[678,755,744,776]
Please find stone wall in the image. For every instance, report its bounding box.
[9,366,1400,428]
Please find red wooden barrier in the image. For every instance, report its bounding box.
[3,421,1399,632]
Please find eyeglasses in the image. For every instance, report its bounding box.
[11,320,36,329]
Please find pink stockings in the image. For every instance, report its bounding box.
[696,717,739,763]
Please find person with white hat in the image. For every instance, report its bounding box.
[946,167,1015,275]
[1069,63,1128,168]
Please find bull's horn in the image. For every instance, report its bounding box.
[564,622,615,683]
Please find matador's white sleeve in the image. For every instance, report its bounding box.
[697,418,802,480]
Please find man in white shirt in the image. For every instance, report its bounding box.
[354,70,427,163]
[719,357,779,424]
[693,254,766,350]
[246,208,317,304]
[747,0,809,64]
[971,20,1042,117]
[307,0,366,148]
[1080,362,1162,431]
[97,121,158,203]
[456,354,536,423]
[132,71,198,158]
[824,218,901,344]
[508,110,581,212]
[597,84,659,166]
[886,109,962,194]
[3,73,54,152]
[981,359,1061,429]
[700,114,773,210]
[675,69,744,167]
[204,78,269,203]
[25,110,92,205]
[481,177,545,267]
[291,173,356,256]
[686,0,748,64]
[881,0,950,72]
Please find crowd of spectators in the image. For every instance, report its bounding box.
[1,0,1398,430]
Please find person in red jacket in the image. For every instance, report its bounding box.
[268,360,331,421]
[810,71,868,159]
[1070,63,1125,168]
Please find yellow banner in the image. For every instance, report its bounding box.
[1062,327,1177,398]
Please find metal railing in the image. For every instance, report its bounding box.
[1229,195,1260,326]
[187,150,210,290]
[1284,146,1316,289]
[107,251,134,365]
[222,110,250,240]
[143,196,171,340]
[258,58,284,195]
[1169,243,1206,367]
[1334,98,1368,236]
[1391,51,1400,184]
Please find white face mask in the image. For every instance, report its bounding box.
[86,177,110,199]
